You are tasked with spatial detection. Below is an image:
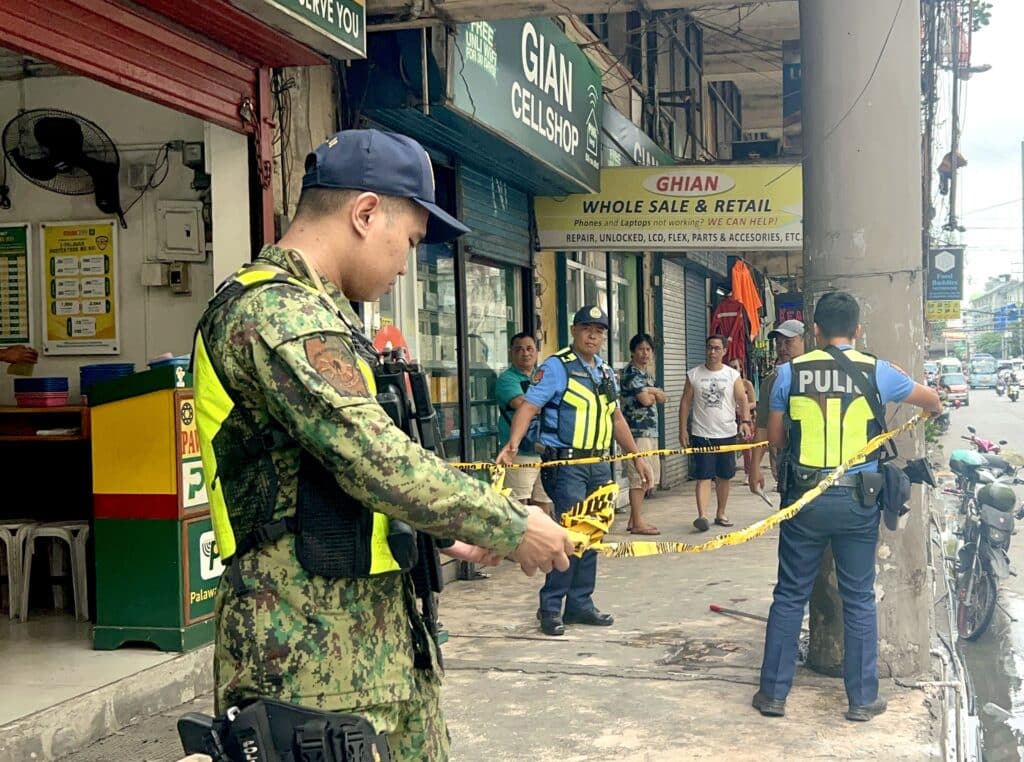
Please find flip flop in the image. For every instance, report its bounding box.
[714,516,735,527]
[629,526,661,535]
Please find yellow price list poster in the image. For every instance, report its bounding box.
[0,223,31,346]
[40,221,120,356]
[926,300,961,321]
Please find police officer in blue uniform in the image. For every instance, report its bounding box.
[499,305,654,636]
[753,291,940,721]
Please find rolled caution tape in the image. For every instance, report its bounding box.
[561,412,927,558]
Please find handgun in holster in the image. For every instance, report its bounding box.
[178,698,392,762]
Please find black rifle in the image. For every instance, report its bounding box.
[372,347,448,655]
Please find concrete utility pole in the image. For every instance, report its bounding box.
[799,0,929,678]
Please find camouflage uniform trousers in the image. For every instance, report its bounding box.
[215,536,450,761]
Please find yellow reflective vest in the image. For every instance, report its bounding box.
[786,348,882,469]
[541,348,619,450]
[192,264,404,575]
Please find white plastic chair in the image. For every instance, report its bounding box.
[19,521,90,622]
[0,520,36,620]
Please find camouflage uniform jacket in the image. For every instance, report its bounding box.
[203,244,528,713]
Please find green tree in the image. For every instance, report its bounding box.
[964,0,993,31]
[974,331,1002,355]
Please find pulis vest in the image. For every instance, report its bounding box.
[191,264,408,577]
[542,348,619,450]
[786,348,882,469]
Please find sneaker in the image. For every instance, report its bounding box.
[846,697,887,722]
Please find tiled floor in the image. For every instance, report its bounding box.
[0,612,175,725]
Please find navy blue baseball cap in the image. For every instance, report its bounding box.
[573,305,609,328]
[302,129,471,244]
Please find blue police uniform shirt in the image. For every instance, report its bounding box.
[525,351,619,448]
[769,344,915,473]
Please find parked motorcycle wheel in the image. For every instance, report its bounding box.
[956,570,997,641]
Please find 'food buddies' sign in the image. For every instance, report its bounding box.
[451,18,602,192]
[535,165,803,251]
[926,246,964,301]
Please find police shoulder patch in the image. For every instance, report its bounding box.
[531,369,544,385]
[889,362,910,377]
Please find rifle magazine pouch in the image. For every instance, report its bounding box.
[855,472,884,508]
[295,452,372,578]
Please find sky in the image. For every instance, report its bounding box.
[946,0,1024,299]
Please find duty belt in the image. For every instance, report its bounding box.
[543,447,609,461]
[822,472,861,488]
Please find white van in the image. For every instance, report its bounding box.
[938,357,962,376]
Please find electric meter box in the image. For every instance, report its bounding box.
[156,200,206,262]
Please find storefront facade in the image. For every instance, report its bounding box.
[347,18,602,463]
[0,2,336,752]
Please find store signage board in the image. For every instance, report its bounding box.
[450,18,603,192]
[177,393,209,513]
[231,0,366,58]
[40,221,120,355]
[184,515,223,624]
[0,223,32,347]
[602,105,674,167]
[926,246,964,300]
[535,164,803,251]
[926,300,961,321]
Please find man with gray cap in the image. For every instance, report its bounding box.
[192,128,574,760]
[499,305,653,636]
[749,319,806,496]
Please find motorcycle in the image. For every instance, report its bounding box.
[1010,381,1020,402]
[956,482,1024,640]
[962,426,1006,454]
[934,408,952,435]
[948,448,1013,516]
[996,377,1006,396]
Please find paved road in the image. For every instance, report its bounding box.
[939,388,1024,761]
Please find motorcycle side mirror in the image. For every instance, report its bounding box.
[1000,440,1008,445]
[968,426,976,433]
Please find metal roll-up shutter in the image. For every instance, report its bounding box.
[685,268,708,372]
[1,0,259,132]
[460,165,530,266]
[659,259,687,488]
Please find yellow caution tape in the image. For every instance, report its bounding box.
[558,412,927,558]
[452,439,768,474]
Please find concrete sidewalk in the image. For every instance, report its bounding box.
[56,474,940,761]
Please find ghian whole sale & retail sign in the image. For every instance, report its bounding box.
[535,165,803,251]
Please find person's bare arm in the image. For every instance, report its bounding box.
[678,381,693,447]
[497,401,542,464]
[768,411,787,449]
[904,382,942,414]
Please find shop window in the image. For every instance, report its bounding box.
[611,254,639,369]
[565,253,610,355]
[417,243,461,459]
[466,260,522,462]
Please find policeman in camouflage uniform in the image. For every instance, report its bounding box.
[192,129,574,760]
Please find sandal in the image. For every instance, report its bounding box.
[693,517,710,532]
[714,516,734,527]
[628,525,661,535]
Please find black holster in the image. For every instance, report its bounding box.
[178,697,392,762]
[855,472,884,507]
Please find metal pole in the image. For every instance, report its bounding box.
[947,0,961,231]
